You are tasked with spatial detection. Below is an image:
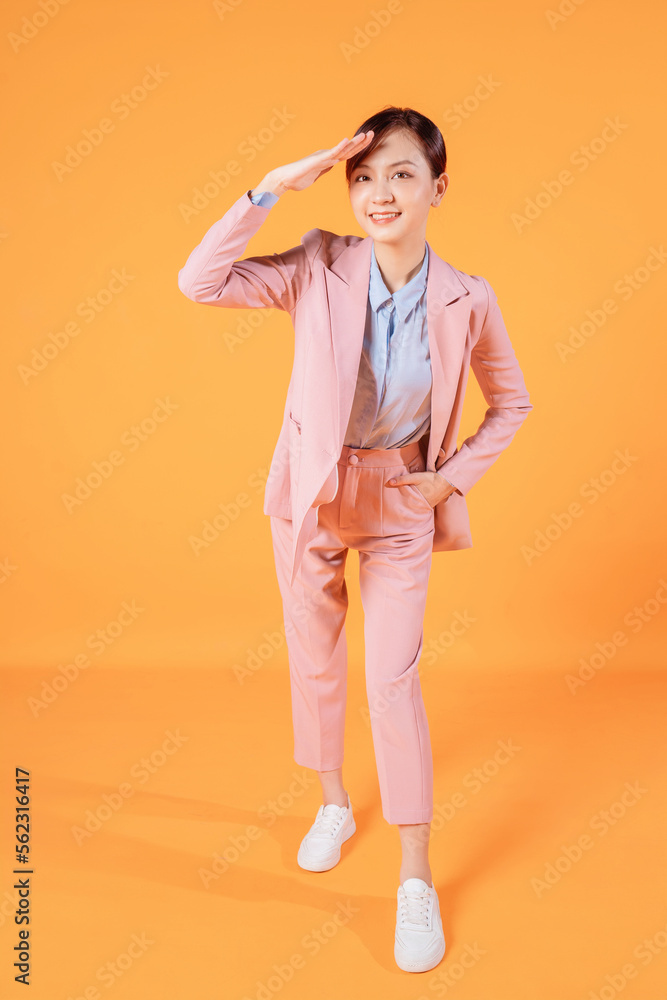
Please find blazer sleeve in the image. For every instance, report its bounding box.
[177,188,309,312]
[437,277,534,496]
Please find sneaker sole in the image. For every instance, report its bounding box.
[394,936,446,973]
[297,818,356,872]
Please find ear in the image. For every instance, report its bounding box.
[432,172,449,206]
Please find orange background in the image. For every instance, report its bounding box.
[1,0,666,997]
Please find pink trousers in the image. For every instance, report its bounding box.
[269,439,435,825]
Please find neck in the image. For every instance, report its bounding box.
[373,236,427,294]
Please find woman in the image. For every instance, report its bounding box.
[178,106,533,974]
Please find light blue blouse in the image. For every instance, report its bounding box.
[248,188,458,492]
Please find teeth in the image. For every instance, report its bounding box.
[371,213,400,218]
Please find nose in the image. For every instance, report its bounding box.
[370,189,395,207]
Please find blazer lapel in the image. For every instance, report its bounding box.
[424,248,471,470]
[324,237,372,447]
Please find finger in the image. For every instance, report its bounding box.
[309,132,374,172]
[328,137,354,154]
[311,142,352,164]
[332,131,374,158]
[337,132,370,147]
[316,131,372,164]
[340,131,373,152]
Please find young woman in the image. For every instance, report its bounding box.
[178,106,533,974]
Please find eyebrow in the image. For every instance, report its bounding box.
[352,159,418,170]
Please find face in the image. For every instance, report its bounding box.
[347,129,448,244]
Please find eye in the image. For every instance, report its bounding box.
[353,171,411,182]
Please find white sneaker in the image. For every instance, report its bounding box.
[394,877,446,973]
[297,793,356,872]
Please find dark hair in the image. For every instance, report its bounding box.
[344,106,447,186]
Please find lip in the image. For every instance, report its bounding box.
[368,211,402,224]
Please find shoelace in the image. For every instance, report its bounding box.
[398,887,432,928]
[311,804,347,838]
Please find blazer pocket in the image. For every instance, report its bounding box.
[289,410,301,434]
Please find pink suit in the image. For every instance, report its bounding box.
[178,188,533,823]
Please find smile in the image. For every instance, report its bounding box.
[368,212,402,223]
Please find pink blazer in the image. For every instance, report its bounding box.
[178,188,533,586]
